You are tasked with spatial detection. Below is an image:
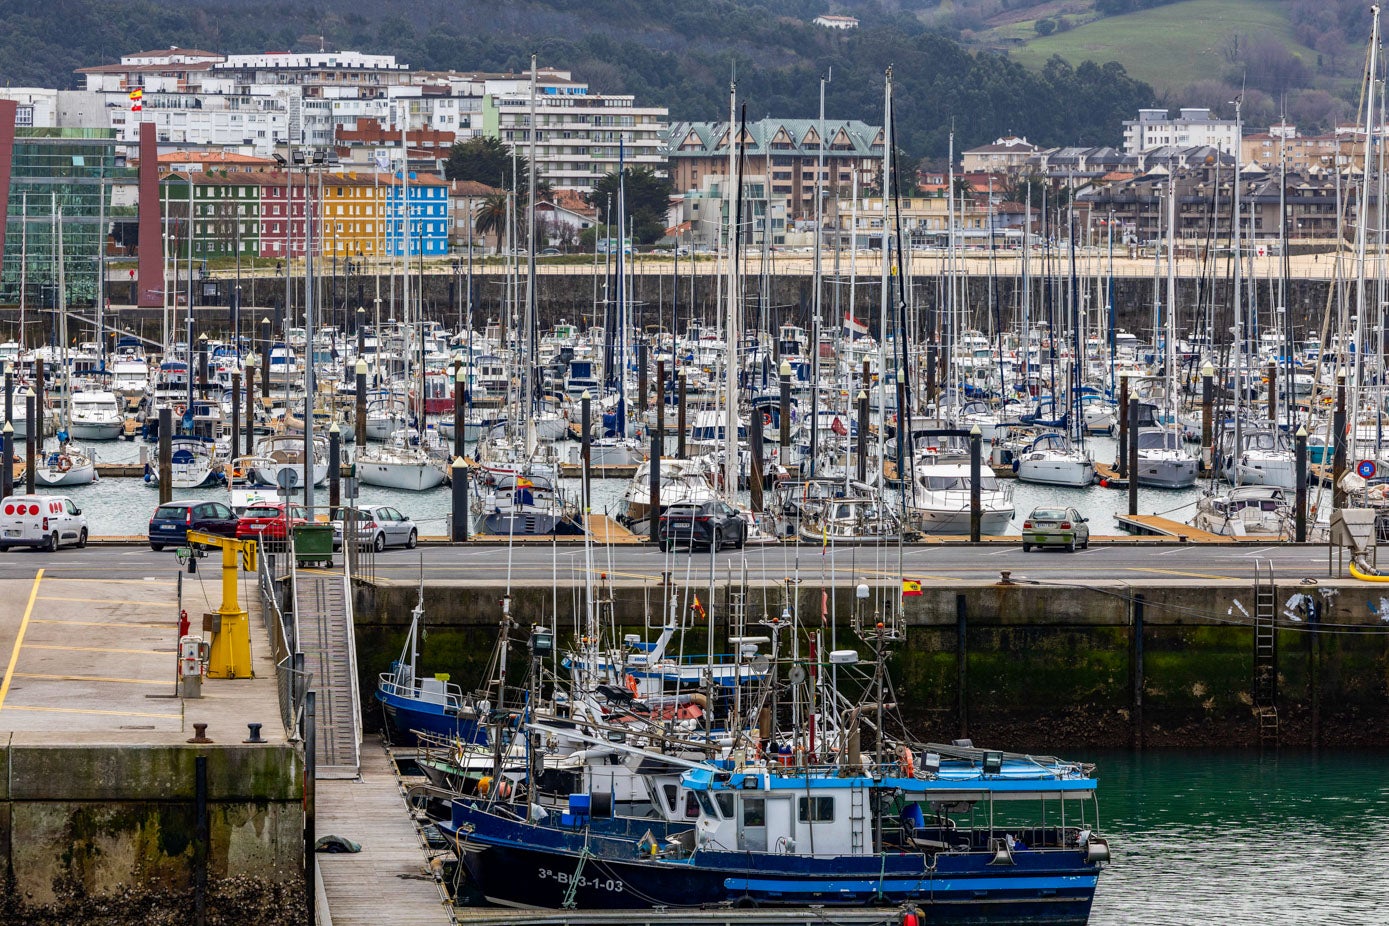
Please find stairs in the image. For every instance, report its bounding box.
[295,571,361,778]
[1252,560,1278,746]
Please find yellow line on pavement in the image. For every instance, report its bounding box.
[12,672,169,686]
[1126,567,1242,581]
[1,704,181,719]
[0,569,44,713]
[25,643,168,656]
[31,619,169,629]
[37,596,172,607]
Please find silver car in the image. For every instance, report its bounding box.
[331,505,419,552]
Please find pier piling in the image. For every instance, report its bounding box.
[24,388,35,494]
[1,421,11,501]
[1117,374,1129,479]
[354,359,367,450]
[328,424,341,511]
[451,457,468,542]
[676,370,687,458]
[1201,363,1214,473]
[244,357,256,459]
[158,406,172,504]
[1333,375,1347,509]
[750,394,764,513]
[452,361,464,462]
[230,371,241,471]
[580,391,592,513]
[34,356,44,447]
[969,425,982,542]
[1295,425,1308,542]
[1127,396,1139,516]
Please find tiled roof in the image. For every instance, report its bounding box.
[665,118,883,158]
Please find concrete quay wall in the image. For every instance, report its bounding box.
[352,577,1389,751]
[8,271,1337,347]
[0,741,305,926]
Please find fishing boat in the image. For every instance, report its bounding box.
[439,743,1108,917]
[375,583,486,747]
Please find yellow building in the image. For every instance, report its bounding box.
[319,172,388,260]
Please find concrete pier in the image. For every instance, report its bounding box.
[0,569,304,924]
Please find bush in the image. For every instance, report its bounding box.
[1035,18,1057,36]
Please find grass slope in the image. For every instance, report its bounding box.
[997,0,1312,91]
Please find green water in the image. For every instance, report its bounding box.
[1091,750,1389,925]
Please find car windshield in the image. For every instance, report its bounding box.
[1031,509,1068,520]
[154,505,188,520]
[242,506,283,519]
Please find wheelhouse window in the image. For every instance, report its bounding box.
[798,796,835,822]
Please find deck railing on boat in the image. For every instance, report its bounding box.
[256,536,308,741]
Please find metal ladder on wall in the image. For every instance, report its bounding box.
[1252,560,1278,745]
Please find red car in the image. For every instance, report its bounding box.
[235,503,307,541]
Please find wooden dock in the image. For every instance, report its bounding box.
[316,742,453,926]
[1094,462,1129,489]
[558,463,640,479]
[1115,513,1233,543]
[472,513,640,544]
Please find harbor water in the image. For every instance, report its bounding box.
[62,435,1213,538]
[1089,749,1388,925]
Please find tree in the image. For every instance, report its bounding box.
[588,167,674,244]
[1002,172,1069,209]
[474,193,510,251]
[445,137,529,191]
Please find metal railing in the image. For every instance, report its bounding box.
[341,508,376,583]
[256,537,309,741]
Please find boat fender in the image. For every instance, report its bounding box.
[1011,459,1020,474]
[902,913,920,926]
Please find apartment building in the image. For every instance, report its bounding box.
[666,118,883,220]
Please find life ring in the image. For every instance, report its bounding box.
[626,673,639,695]
[57,456,72,473]
[763,411,773,427]
[174,403,187,416]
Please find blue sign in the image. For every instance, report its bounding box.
[1358,460,1377,479]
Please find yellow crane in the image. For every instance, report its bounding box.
[186,530,259,679]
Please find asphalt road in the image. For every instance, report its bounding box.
[0,540,1341,586]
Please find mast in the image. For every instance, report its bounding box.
[810,70,828,477]
[526,54,539,455]
[877,69,892,479]
[57,203,69,436]
[96,163,106,373]
[18,194,26,353]
[1232,96,1243,481]
[724,82,740,500]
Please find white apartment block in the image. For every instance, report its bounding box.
[479,69,668,192]
[1122,108,1240,156]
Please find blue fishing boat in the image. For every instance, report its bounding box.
[438,742,1109,920]
[374,587,485,747]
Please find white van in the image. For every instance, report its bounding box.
[0,494,89,551]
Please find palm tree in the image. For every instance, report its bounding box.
[474,193,510,253]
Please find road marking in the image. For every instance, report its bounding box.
[0,568,44,713]
[11,672,169,686]
[31,619,169,629]
[38,596,172,607]
[1,704,181,719]
[25,643,167,656]
[1127,567,1242,581]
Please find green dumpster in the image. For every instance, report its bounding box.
[292,523,335,568]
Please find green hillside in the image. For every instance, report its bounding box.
[991,0,1314,92]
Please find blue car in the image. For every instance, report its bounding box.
[148,500,240,551]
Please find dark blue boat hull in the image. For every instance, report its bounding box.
[375,689,485,747]
[441,805,1098,922]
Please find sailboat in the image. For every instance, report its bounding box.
[36,205,98,488]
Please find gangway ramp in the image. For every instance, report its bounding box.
[294,566,361,779]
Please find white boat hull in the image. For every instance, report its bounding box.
[67,421,124,441]
[1017,458,1095,488]
[33,462,97,487]
[357,460,446,491]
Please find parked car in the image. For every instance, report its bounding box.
[1022,506,1089,552]
[330,505,418,552]
[235,503,308,542]
[658,500,747,552]
[149,499,240,551]
[0,494,88,551]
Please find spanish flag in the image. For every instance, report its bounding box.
[129,87,143,112]
[901,579,923,597]
[515,476,534,488]
[691,594,706,621]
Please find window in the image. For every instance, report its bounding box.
[798,796,834,822]
[714,792,735,819]
[742,798,766,827]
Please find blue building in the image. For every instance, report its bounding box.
[383,172,449,257]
